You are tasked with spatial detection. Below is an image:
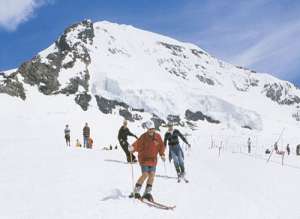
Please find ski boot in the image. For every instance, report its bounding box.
[180,172,189,183]
[129,192,141,199]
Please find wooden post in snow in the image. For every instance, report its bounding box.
[218,141,222,157]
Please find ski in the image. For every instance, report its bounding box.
[129,195,175,210]
[140,198,176,210]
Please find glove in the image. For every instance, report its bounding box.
[128,145,134,153]
[161,155,166,162]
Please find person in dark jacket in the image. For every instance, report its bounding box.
[286,144,290,155]
[83,123,90,148]
[297,144,300,155]
[118,120,138,162]
[64,124,71,146]
[274,142,279,152]
[164,123,191,182]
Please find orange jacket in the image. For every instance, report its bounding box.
[133,132,165,166]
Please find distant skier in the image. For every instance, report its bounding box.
[83,123,90,148]
[129,120,165,201]
[247,137,251,154]
[274,142,279,152]
[297,145,300,155]
[286,144,290,155]
[118,120,138,162]
[164,122,191,182]
[64,124,71,146]
[265,148,271,154]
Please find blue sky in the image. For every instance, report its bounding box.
[0,0,300,85]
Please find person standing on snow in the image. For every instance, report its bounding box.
[83,123,90,148]
[118,120,138,163]
[247,137,251,154]
[274,142,279,152]
[286,144,291,155]
[64,124,71,146]
[164,122,191,182]
[129,121,165,201]
[297,144,300,155]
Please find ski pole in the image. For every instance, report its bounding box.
[130,152,134,193]
[275,128,285,144]
[267,128,285,163]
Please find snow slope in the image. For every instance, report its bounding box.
[1,91,300,219]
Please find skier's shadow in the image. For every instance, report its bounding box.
[155,174,177,180]
[101,189,127,201]
[104,159,129,165]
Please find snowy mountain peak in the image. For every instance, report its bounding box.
[1,19,300,132]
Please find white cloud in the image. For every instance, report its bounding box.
[172,0,300,81]
[0,0,48,31]
[231,20,300,79]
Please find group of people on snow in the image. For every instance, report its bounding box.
[247,137,294,156]
[117,120,191,202]
[64,119,191,202]
[264,142,293,156]
[64,123,94,149]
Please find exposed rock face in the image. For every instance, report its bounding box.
[151,114,166,130]
[196,74,215,86]
[263,83,300,105]
[119,109,134,122]
[191,49,208,57]
[95,95,143,122]
[242,125,252,130]
[159,42,184,57]
[95,95,128,114]
[2,20,95,109]
[75,92,91,111]
[18,55,61,95]
[185,110,220,124]
[167,114,181,124]
[0,73,26,100]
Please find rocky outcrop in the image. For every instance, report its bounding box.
[151,114,166,130]
[159,42,185,57]
[119,109,134,122]
[263,83,300,105]
[167,114,181,124]
[185,109,220,124]
[95,95,128,114]
[18,55,61,95]
[95,95,145,122]
[75,92,91,111]
[4,19,95,111]
[0,73,26,100]
[196,74,215,86]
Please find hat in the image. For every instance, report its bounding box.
[145,120,155,129]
